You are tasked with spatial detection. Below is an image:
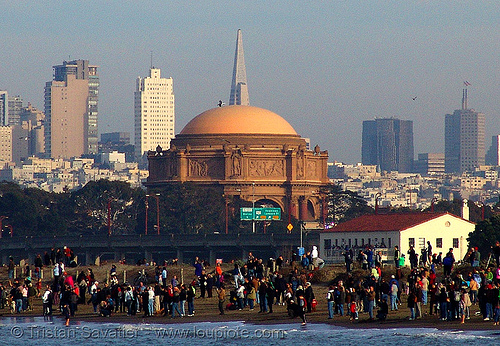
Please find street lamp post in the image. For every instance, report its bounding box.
[300,221,303,249]
[0,216,7,239]
[252,182,256,233]
[107,199,112,236]
[224,196,229,234]
[5,224,12,237]
[145,197,149,235]
[146,193,160,235]
[375,192,382,215]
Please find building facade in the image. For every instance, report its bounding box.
[146,105,329,222]
[134,68,175,162]
[320,212,474,265]
[485,135,500,166]
[8,95,23,126]
[362,118,414,173]
[44,60,99,159]
[0,126,12,163]
[445,90,485,173]
[414,153,445,175]
[0,91,7,126]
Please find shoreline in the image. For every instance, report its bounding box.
[2,308,499,332]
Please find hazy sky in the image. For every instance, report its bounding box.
[2,1,500,163]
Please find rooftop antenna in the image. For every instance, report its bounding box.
[462,81,471,110]
[150,51,153,69]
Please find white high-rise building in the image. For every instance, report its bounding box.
[134,68,175,162]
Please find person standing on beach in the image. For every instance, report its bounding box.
[187,282,196,316]
[389,277,398,311]
[366,286,376,320]
[394,246,400,268]
[408,246,417,269]
[443,252,454,277]
[124,286,133,316]
[304,282,315,313]
[297,293,307,325]
[199,270,207,298]
[193,257,203,278]
[217,284,226,315]
[327,285,335,319]
[258,279,268,313]
[493,241,500,267]
[42,285,53,318]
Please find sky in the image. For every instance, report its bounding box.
[1,1,500,164]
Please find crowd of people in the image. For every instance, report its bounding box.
[0,249,319,326]
[4,240,500,327]
[331,241,500,325]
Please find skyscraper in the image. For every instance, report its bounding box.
[444,88,485,173]
[0,91,8,126]
[8,95,23,126]
[44,59,98,159]
[486,135,500,166]
[362,118,414,173]
[229,29,249,106]
[134,67,175,162]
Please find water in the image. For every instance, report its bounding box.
[0,317,499,345]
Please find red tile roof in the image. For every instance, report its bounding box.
[322,212,472,233]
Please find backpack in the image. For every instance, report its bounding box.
[454,291,461,302]
[299,297,307,310]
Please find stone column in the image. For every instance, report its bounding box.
[85,252,93,266]
[299,196,308,221]
[176,249,184,264]
[289,196,299,220]
[209,249,216,266]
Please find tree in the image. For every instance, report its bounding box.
[468,215,500,257]
[70,180,143,235]
[423,199,493,223]
[150,183,225,234]
[326,184,373,225]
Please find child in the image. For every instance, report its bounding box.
[349,299,358,321]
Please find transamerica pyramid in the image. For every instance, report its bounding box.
[229,29,250,106]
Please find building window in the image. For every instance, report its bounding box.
[418,238,426,249]
[355,239,358,247]
[388,238,392,248]
[381,238,386,247]
[409,238,415,247]
[453,238,459,248]
[436,238,442,248]
[348,239,352,248]
[335,239,338,247]
[324,239,331,250]
[368,238,371,245]
[361,238,364,246]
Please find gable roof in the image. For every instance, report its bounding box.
[322,212,474,233]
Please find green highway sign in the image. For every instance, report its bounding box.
[240,207,281,221]
[255,208,281,220]
[240,207,254,220]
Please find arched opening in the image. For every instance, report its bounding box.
[307,199,316,220]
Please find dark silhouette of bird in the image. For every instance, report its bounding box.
[412,96,417,101]
[218,100,225,107]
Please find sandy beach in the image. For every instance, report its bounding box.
[1,262,499,331]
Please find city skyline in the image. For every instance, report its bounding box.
[2,2,500,164]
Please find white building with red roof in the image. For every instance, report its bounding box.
[320,212,475,265]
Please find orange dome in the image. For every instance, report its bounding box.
[180,105,298,136]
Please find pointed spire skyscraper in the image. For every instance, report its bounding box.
[229,29,249,105]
